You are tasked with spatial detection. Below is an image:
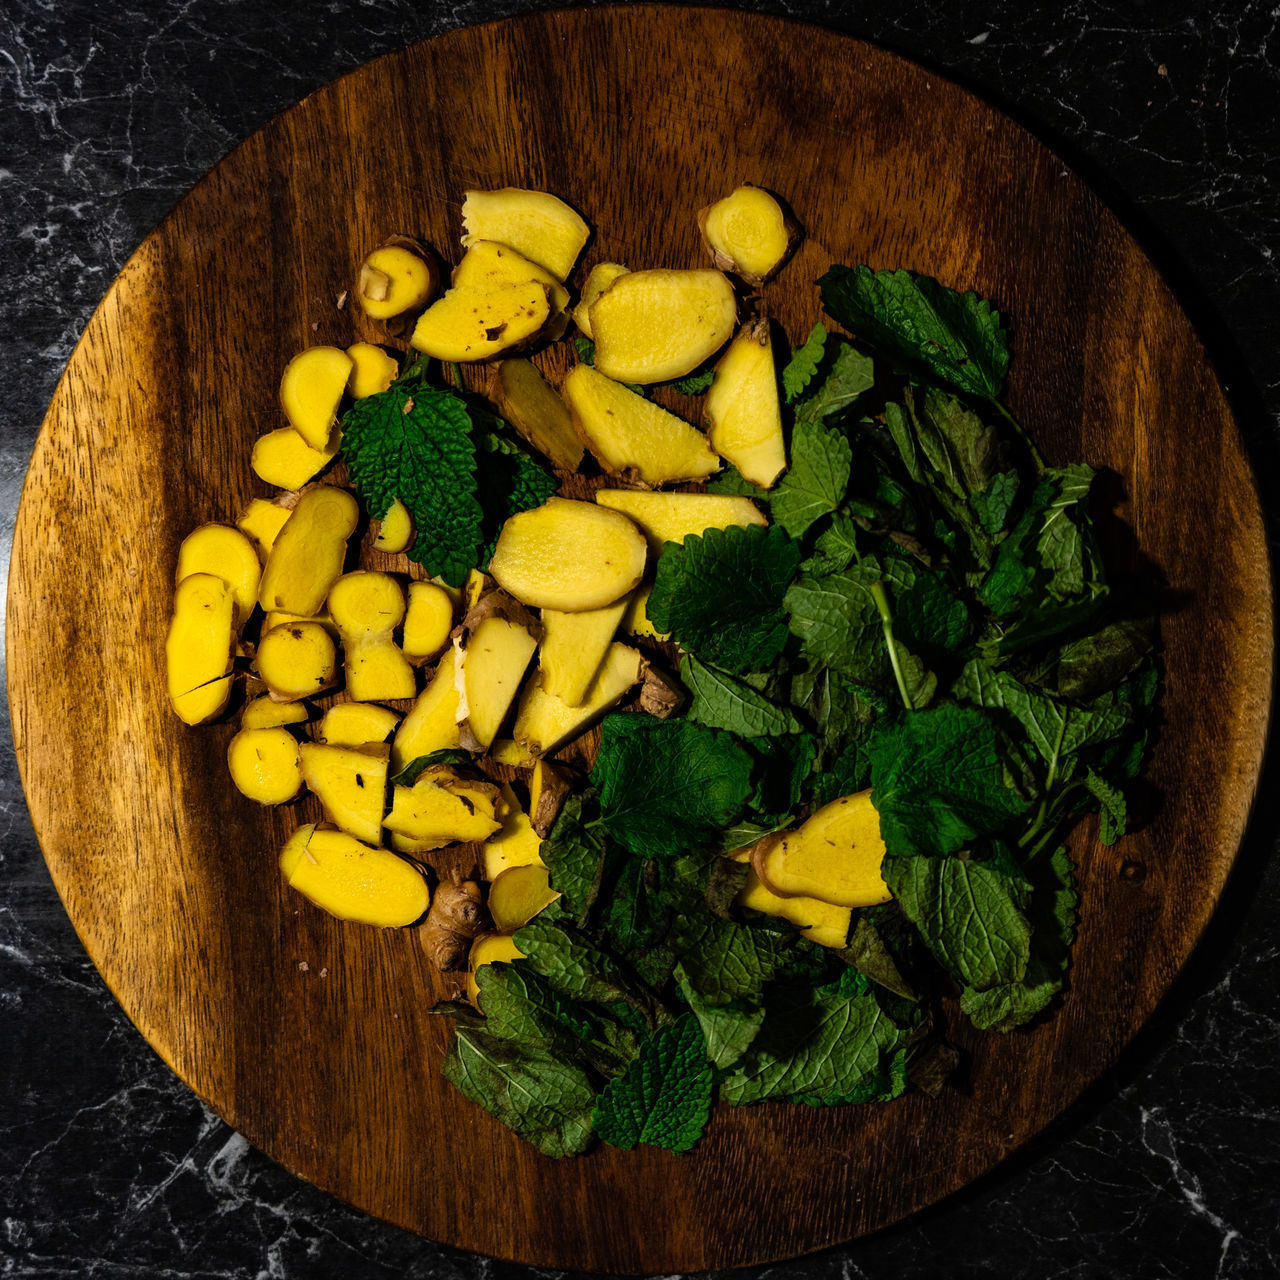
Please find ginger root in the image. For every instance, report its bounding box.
[258,485,359,616]
[346,342,398,399]
[538,597,628,707]
[251,424,340,489]
[357,241,439,321]
[488,863,559,934]
[391,646,462,773]
[455,587,540,754]
[401,581,454,664]
[318,701,401,747]
[299,742,390,845]
[704,319,786,488]
[420,880,489,971]
[730,847,851,949]
[409,281,552,362]
[493,358,585,471]
[573,262,629,338]
[280,346,353,449]
[528,760,572,837]
[227,727,303,805]
[638,665,686,719]
[165,573,235,725]
[697,185,800,284]
[176,524,261,626]
[453,240,571,339]
[461,187,590,282]
[327,570,416,702]
[594,488,767,556]
[372,499,414,553]
[383,768,502,849]
[255,621,338,702]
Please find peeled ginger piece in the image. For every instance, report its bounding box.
[456,590,540,754]
[698,185,800,284]
[489,497,648,612]
[251,425,339,490]
[242,695,309,730]
[346,342,398,399]
[328,571,416,702]
[299,742,389,845]
[176,523,260,626]
[410,281,551,362]
[402,581,455,664]
[280,346,353,449]
[573,262,629,338]
[227,727,303,805]
[467,932,525,1008]
[237,499,293,562]
[373,499,414,553]
[319,701,401,747]
[166,573,235,725]
[357,242,439,321]
[462,188,590,281]
[255,621,338,702]
[488,863,560,934]
[730,848,851,949]
[563,365,720,486]
[494,358,584,471]
[590,269,736,384]
[483,784,545,880]
[258,485,359,616]
[384,771,502,848]
[594,489,767,556]
[453,240,570,337]
[538,597,628,707]
[391,646,462,773]
[704,320,787,488]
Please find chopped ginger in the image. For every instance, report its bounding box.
[165,573,235,725]
[280,346,353,449]
[704,320,787,488]
[175,523,261,626]
[573,262,629,338]
[346,342,398,399]
[461,188,590,281]
[227,727,303,805]
[494,358,585,471]
[251,425,339,489]
[697,185,800,283]
[410,281,552,362]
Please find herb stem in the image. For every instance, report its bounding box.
[870,581,914,712]
[988,396,1047,473]
[1019,713,1070,849]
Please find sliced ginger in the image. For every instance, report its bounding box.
[483,783,545,879]
[494,358,584,471]
[538,597,628,707]
[227,727,303,805]
[755,792,892,908]
[298,742,389,844]
[391,646,462,773]
[280,824,428,928]
[373,499,414,553]
[346,342,398,399]
[401,581,454,664]
[698,185,800,284]
[730,848,851,949]
[421,881,487,971]
[704,320,787,488]
[410,281,551,363]
[242,695,309,730]
[384,768,502,849]
[466,932,525,1007]
[327,571,416,702]
[590,269,736,384]
[594,489,767,557]
[319,701,401,747]
[455,588,540,753]
[489,497,647,612]
[166,573,235,725]
[258,485,359,615]
[357,241,439,321]
[251,425,339,489]
[176,524,260,626]
[573,262,629,338]
[263,609,336,637]
[237,498,293,562]
[488,863,560,934]
[562,365,721,486]
[620,584,667,640]
[513,642,647,757]
[489,739,535,768]
[453,240,570,338]
[280,346,353,450]
[255,621,338,702]
[461,188,590,282]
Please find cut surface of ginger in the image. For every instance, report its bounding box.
[227,727,303,804]
[280,824,428,928]
[467,932,525,1008]
[327,570,416,702]
[489,497,647,612]
[384,771,502,848]
[513,642,646,757]
[237,499,293,562]
[538,597,628,707]
[698,185,799,283]
[573,262,629,338]
[255,621,338,702]
[729,848,851,948]
[372,498,414,553]
[594,489,767,557]
[280,346,353,450]
[166,573,235,725]
[563,365,720,486]
[410,281,551,362]
[704,320,787,488]
[298,742,390,845]
[401,581,454,664]
[357,244,438,321]
[258,485,359,615]
[589,269,736,384]
[346,342,398,399]
[319,701,401,747]
[251,424,339,489]
[461,188,590,282]
[488,863,560,934]
[453,240,570,337]
[242,695,309,730]
[456,591,539,753]
[483,783,545,879]
[494,358,584,471]
[176,523,260,626]
[391,646,462,773]
[620,584,667,640]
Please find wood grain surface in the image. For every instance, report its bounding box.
[7,7,1272,1272]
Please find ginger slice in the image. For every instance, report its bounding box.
[280,825,429,928]
[280,346,354,449]
[489,739,535,768]
[589,269,736,384]
[453,240,571,338]
[262,610,337,637]
[488,863,560,934]
[372,498,414,553]
[319,701,401,747]
[258,485,359,616]
[697,185,800,284]
[513,642,647,757]
[538,597,628,707]
[755,792,892,908]
[528,760,572,837]
[242,695,309,730]
[251,424,340,489]
[483,783,545,879]
[227,727,303,805]
[384,771,502,848]
[421,881,488,971]
[401,581,454,665]
[704,320,787,488]
[489,497,648,612]
[466,932,526,1007]
[237,498,293,562]
[409,281,552,362]
[562,365,720,486]
[391,646,462,773]
[346,341,398,399]
[165,572,235,725]
[594,489,767,557]
[455,587,540,753]
[298,742,390,845]
[176,523,261,627]
[328,571,416,702]
[255,621,338,702]
[461,188,590,282]
[493,358,585,471]
[729,847,852,949]
[619,584,668,640]
[357,242,439,321]
[573,262,629,338]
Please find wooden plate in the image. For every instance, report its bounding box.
[8,7,1272,1271]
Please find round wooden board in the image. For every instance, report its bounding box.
[8,7,1273,1272]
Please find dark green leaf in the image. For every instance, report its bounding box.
[682,655,804,738]
[770,418,853,537]
[782,322,828,402]
[389,749,473,787]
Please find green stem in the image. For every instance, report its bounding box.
[870,581,913,712]
[1018,713,1070,849]
[449,361,466,391]
[988,396,1047,472]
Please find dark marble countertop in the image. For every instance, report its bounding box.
[2,2,1277,1276]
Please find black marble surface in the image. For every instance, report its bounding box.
[2,1,1278,1276]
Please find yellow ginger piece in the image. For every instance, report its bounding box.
[453,240,570,338]
[373,499,414,553]
[280,824,429,928]
[562,365,720,486]
[455,588,540,754]
[280,346,353,449]
[494,358,584,471]
[729,848,851,949]
[489,497,648,612]
[236,498,293,562]
[483,783,545,879]
[489,739,535,768]
[255,621,338,702]
[175,523,260,626]
[620,585,667,640]
[346,342,398,399]
[697,185,800,284]
[391,646,462,773]
[467,932,525,1008]
[513,642,646,757]
[251,425,339,489]
[298,742,389,845]
[410,281,551,362]
[262,610,336,637]
[227,727,303,805]
[488,863,559,934]
[461,187,589,281]
[573,262,629,338]
[357,241,439,320]
[319,701,401,747]
[538,597,628,707]
[383,769,502,849]
[242,695,309,730]
[165,573,235,725]
[258,485,359,615]
[590,269,736,384]
[704,320,786,488]
[401,581,454,664]
[327,571,416,702]
[593,490,767,560]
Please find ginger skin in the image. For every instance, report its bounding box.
[420,880,488,971]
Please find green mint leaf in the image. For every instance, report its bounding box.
[972,469,1020,535]
[706,466,772,500]
[1021,614,1156,701]
[793,340,876,427]
[648,524,800,672]
[340,384,482,587]
[802,512,862,576]
[602,856,672,953]
[667,363,716,395]
[682,655,804,738]
[783,322,828,402]
[673,910,796,1005]
[593,1014,713,1153]
[1084,770,1127,845]
[591,715,753,858]
[389,748,473,787]
[807,732,873,807]
[844,909,920,1002]
[675,965,765,1069]
[745,732,817,824]
[770,417,853,537]
[818,264,1010,399]
[475,429,559,566]
[542,789,613,919]
[513,917,656,1022]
